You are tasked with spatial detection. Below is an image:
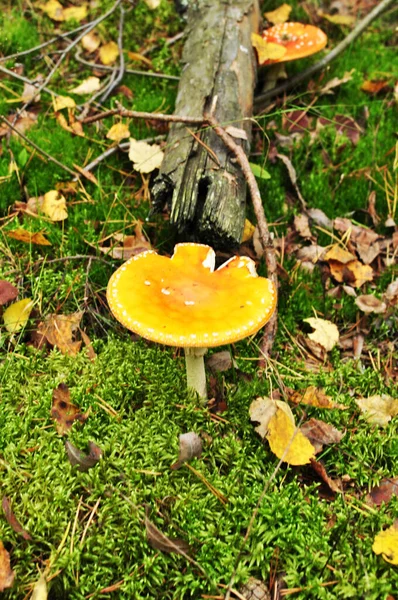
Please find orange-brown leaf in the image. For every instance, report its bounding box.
[51,383,89,435]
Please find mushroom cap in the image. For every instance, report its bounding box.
[261,22,327,64]
[107,243,277,348]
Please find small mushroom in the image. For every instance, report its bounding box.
[261,22,327,65]
[107,243,277,401]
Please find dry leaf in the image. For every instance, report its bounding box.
[0,281,18,305]
[171,432,202,470]
[99,41,119,65]
[303,317,339,352]
[51,383,89,435]
[53,95,76,111]
[355,294,386,314]
[2,497,31,540]
[266,408,315,465]
[42,190,68,221]
[3,298,34,333]
[207,350,234,373]
[324,244,356,264]
[310,458,343,493]
[7,229,51,246]
[73,164,98,185]
[39,0,64,20]
[356,395,398,427]
[145,514,191,555]
[144,0,161,8]
[294,214,312,238]
[251,33,286,64]
[241,219,256,243]
[289,386,347,409]
[38,311,83,355]
[319,70,354,95]
[276,153,306,207]
[264,3,291,24]
[385,279,398,305]
[65,440,102,471]
[301,418,344,454]
[80,329,96,361]
[367,478,398,507]
[31,572,47,600]
[63,4,88,21]
[70,76,101,95]
[81,31,100,53]
[127,51,154,68]
[0,540,14,592]
[356,241,381,264]
[106,122,130,142]
[361,80,389,94]
[250,397,295,439]
[319,12,355,25]
[225,125,248,140]
[373,522,398,565]
[99,221,151,259]
[22,81,41,103]
[128,139,164,173]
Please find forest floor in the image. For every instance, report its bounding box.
[0,0,397,599]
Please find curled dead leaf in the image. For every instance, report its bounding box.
[171,432,202,470]
[38,311,83,355]
[65,440,102,471]
[303,317,339,352]
[51,383,89,435]
[0,540,14,592]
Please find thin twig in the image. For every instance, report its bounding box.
[80,104,204,125]
[0,65,61,98]
[254,0,396,110]
[0,115,77,177]
[74,50,181,82]
[204,112,278,355]
[100,5,125,103]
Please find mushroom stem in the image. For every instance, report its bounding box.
[184,347,208,401]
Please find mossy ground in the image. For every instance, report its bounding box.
[0,1,397,599]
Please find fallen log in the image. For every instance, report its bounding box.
[151,0,260,250]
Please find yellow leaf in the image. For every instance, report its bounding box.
[81,31,101,53]
[319,12,355,26]
[63,4,88,22]
[70,76,101,95]
[7,229,51,246]
[106,122,130,142]
[324,244,356,264]
[241,219,256,243]
[3,298,34,333]
[251,33,286,64]
[42,190,68,221]
[144,0,161,8]
[39,0,64,21]
[31,572,48,600]
[250,397,295,438]
[127,51,154,68]
[266,408,315,465]
[373,523,398,565]
[303,317,339,352]
[264,3,292,25]
[128,138,164,173]
[99,41,119,66]
[289,386,347,410]
[356,395,398,427]
[53,95,76,111]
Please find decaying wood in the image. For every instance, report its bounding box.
[152,0,260,250]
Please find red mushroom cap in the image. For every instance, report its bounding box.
[261,22,327,64]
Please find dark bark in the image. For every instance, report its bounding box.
[151,0,260,250]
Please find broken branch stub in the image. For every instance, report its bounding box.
[151,0,260,249]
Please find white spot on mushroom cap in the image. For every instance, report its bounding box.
[144,280,151,286]
[161,288,171,295]
[185,300,195,306]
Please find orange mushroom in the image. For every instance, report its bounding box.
[107,243,277,400]
[260,22,327,65]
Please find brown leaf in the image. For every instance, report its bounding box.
[333,217,379,245]
[288,386,347,410]
[38,312,83,355]
[51,383,89,435]
[2,497,31,540]
[301,418,344,453]
[310,458,343,493]
[319,70,354,95]
[80,329,97,361]
[171,432,202,470]
[361,80,389,94]
[0,540,14,592]
[294,214,312,239]
[73,164,98,185]
[0,281,18,305]
[355,294,387,314]
[145,514,191,556]
[7,229,51,246]
[99,221,151,259]
[65,441,102,471]
[366,478,398,506]
[207,350,234,373]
